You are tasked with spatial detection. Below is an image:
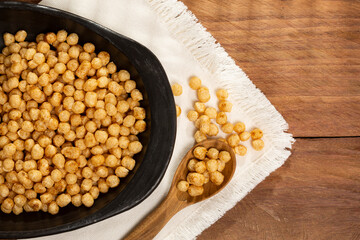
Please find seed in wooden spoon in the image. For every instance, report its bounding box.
[177,180,189,192]
[206,159,218,173]
[194,161,206,174]
[217,160,225,172]
[187,173,205,186]
[210,171,224,186]
[177,145,231,197]
[218,151,231,163]
[187,159,198,171]
[206,147,219,159]
[203,171,210,184]
[188,185,204,197]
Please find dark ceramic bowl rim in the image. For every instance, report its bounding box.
[0,1,176,238]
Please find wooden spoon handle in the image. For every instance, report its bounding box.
[123,190,188,240]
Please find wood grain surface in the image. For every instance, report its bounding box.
[182,0,360,138]
[1,0,360,239]
[199,138,360,239]
[178,0,360,239]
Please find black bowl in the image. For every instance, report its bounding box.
[0,1,176,238]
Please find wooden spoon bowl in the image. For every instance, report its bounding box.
[124,139,236,240]
[173,139,236,203]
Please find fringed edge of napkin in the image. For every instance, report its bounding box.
[148,0,295,239]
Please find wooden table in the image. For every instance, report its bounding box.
[3,0,360,239]
[178,0,360,239]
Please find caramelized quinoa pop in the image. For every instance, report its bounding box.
[0,30,146,215]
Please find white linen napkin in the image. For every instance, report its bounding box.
[31,0,294,239]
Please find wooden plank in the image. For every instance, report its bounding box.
[198,137,360,240]
[269,96,360,137]
[181,0,360,137]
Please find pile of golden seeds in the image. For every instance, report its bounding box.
[0,30,146,215]
[177,146,231,197]
[172,76,265,155]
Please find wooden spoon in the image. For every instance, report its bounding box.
[124,139,236,240]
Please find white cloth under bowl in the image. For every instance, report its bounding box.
[31,0,294,239]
